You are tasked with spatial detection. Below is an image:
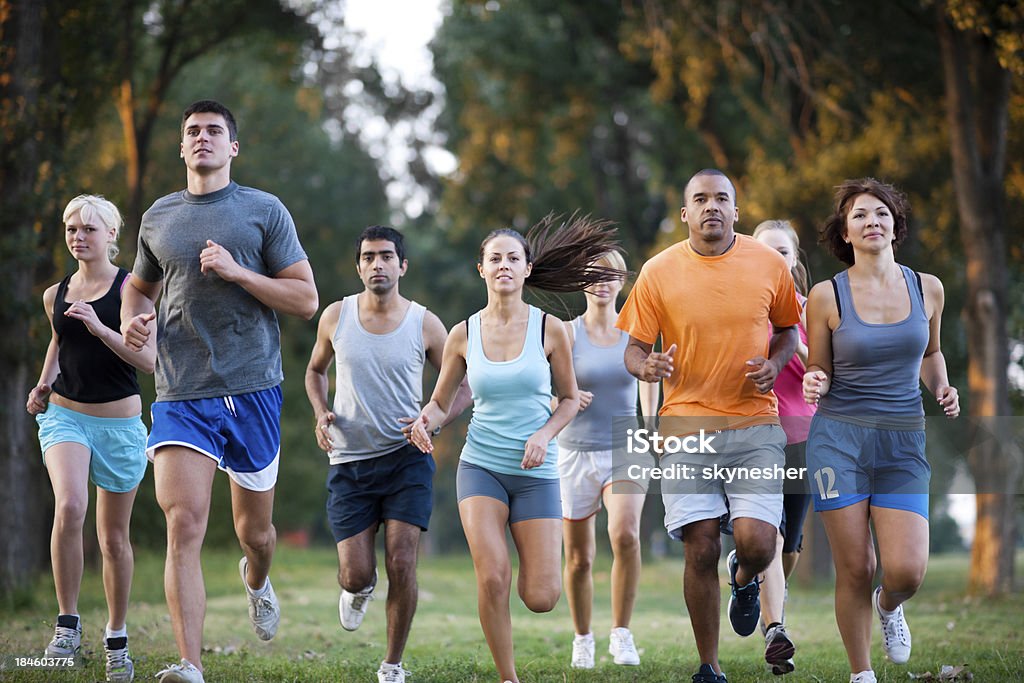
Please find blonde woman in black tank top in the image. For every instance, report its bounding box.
[26,195,156,682]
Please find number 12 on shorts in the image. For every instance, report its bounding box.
[814,467,840,500]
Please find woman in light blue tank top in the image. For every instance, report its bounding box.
[802,179,960,683]
[407,216,626,683]
[556,250,658,669]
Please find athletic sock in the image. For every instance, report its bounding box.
[106,625,127,639]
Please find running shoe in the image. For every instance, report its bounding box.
[763,623,795,675]
[44,614,81,658]
[727,549,761,637]
[239,556,280,640]
[692,662,728,682]
[377,661,410,682]
[850,671,877,683]
[609,627,640,665]
[874,585,911,664]
[339,570,377,631]
[570,632,595,669]
[104,636,134,682]
[155,659,205,683]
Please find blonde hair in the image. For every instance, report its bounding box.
[62,194,124,260]
[753,219,809,295]
[594,249,627,275]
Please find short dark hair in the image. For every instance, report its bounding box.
[356,225,406,261]
[684,168,736,203]
[181,100,238,141]
[820,178,909,266]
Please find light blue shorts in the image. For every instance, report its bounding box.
[36,404,148,493]
[806,415,929,519]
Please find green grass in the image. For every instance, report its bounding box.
[1,549,1022,682]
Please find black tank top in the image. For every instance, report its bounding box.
[51,268,141,403]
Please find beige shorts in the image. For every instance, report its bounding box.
[661,424,786,539]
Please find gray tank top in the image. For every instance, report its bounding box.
[557,317,638,450]
[328,296,426,464]
[818,265,928,430]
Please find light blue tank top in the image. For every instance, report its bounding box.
[558,317,637,450]
[818,265,928,429]
[461,305,558,479]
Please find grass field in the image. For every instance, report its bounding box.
[1,548,1021,682]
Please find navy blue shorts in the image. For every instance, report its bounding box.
[780,441,812,553]
[326,443,435,543]
[456,460,562,523]
[148,385,282,491]
[806,415,929,519]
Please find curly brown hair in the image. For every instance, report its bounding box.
[820,178,910,266]
[478,213,626,293]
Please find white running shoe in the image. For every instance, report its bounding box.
[570,632,595,669]
[874,585,911,664]
[377,662,410,683]
[104,636,134,682]
[44,615,82,658]
[609,627,640,666]
[339,570,377,631]
[155,659,205,683]
[850,671,877,683]
[239,556,280,640]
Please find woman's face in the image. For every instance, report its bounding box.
[64,210,114,263]
[756,229,797,271]
[844,193,895,256]
[584,261,624,308]
[478,234,532,293]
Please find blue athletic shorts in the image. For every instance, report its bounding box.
[806,415,929,519]
[148,385,282,492]
[36,404,147,493]
[456,459,562,523]
[326,443,435,542]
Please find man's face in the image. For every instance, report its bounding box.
[356,239,407,294]
[180,112,238,174]
[680,174,738,243]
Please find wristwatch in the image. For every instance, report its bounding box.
[431,424,442,436]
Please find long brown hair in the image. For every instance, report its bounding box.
[479,213,627,293]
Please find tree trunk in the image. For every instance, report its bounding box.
[936,5,1018,596]
[0,0,56,597]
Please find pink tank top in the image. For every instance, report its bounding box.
[774,294,815,444]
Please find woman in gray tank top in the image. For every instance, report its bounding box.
[802,179,959,683]
[557,251,658,670]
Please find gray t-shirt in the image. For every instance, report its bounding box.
[134,182,307,401]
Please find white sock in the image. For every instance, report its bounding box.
[380,661,402,670]
[876,593,898,617]
[574,632,593,641]
[106,624,127,639]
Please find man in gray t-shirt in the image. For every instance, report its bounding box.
[121,100,318,683]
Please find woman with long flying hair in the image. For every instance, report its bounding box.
[408,215,625,683]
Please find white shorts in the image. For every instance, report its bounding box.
[557,446,646,520]
[661,424,786,539]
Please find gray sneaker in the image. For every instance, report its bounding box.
[104,636,134,682]
[155,659,205,682]
[44,614,82,658]
[239,556,281,640]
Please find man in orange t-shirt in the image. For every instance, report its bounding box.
[617,169,800,683]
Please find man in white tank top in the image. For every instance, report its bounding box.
[305,226,471,683]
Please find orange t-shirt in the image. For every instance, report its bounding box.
[616,235,802,431]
